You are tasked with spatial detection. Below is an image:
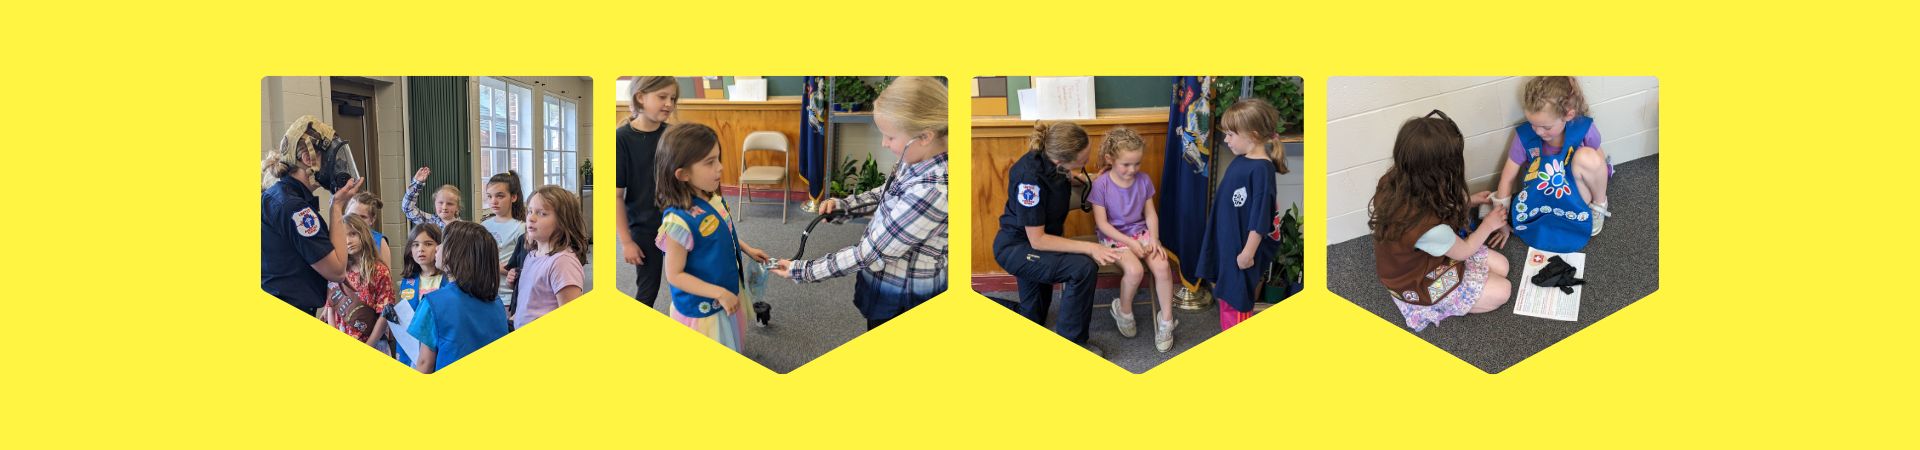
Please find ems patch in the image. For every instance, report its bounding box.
[699,214,721,237]
[294,207,321,237]
[1017,183,1040,207]
[1231,187,1247,207]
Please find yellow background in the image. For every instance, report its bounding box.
[5,1,1914,447]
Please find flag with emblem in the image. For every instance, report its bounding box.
[799,76,830,205]
[1159,76,1216,290]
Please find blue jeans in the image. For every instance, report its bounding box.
[854,269,944,330]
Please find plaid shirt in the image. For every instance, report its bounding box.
[401,179,449,229]
[788,153,948,283]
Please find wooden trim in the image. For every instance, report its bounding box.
[673,96,803,111]
[971,107,1170,137]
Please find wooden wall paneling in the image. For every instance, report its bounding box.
[613,99,808,194]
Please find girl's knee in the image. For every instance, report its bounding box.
[1574,147,1608,172]
[1471,279,1512,313]
[1486,252,1509,276]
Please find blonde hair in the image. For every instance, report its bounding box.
[624,76,679,126]
[350,191,383,228]
[1028,121,1089,164]
[1522,76,1588,116]
[342,215,381,276]
[1097,126,1146,171]
[435,185,462,207]
[874,76,949,143]
[1221,98,1290,174]
[529,185,589,265]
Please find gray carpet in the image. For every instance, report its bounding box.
[616,199,872,373]
[1327,155,1659,373]
[979,287,1251,374]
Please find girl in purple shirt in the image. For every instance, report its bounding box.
[1087,127,1178,353]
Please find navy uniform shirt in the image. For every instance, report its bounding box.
[1197,155,1278,311]
[262,174,334,311]
[995,150,1072,251]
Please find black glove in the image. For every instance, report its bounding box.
[1531,255,1586,294]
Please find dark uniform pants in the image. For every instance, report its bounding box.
[995,241,1099,343]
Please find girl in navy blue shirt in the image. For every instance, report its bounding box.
[1197,99,1290,329]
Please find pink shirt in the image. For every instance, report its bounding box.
[512,248,584,329]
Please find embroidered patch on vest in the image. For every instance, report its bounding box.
[1427,267,1460,302]
[699,214,720,237]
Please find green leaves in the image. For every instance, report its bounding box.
[1211,76,1305,135]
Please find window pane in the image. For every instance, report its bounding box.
[565,103,578,151]
[478,88,492,119]
[517,150,535,194]
[565,152,577,190]
[512,85,533,149]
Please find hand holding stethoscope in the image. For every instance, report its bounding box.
[766,136,920,276]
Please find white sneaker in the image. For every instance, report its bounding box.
[1154,316,1178,353]
[1110,299,1137,338]
[1589,202,1611,237]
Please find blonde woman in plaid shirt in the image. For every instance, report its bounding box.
[769,77,949,330]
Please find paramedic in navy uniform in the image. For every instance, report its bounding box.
[993,122,1122,355]
[261,117,363,316]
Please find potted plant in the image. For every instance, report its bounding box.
[1211,76,1305,134]
[828,157,887,198]
[832,77,879,112]
[579,157,592,189]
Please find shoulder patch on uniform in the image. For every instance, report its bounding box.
[1231,187,1248,208]
[1017,183,1041,207]
[293,207,321,237]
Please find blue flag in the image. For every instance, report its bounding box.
[1159,76,1215,289]
[799,76,830,204]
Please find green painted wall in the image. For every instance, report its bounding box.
[1003,76,1173,114]
[678,76,806,98]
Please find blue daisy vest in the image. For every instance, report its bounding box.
[1511,116,1594,253]
[665,197,741,319]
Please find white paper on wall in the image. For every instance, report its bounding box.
[1017,89,1040,121]
[1028,76,1096,120]
[729,78,768,101]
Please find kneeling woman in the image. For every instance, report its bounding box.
[770,77,951,330]
[993,121,1122,354]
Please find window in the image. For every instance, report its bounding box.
[543,95,579,191]
[478,77,534,200]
